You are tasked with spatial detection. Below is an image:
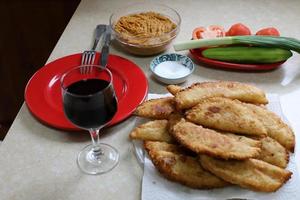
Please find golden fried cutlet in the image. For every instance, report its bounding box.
[172,120,261,160]
[129,120,173,143]
[167,112,184,132]
[166,85,182,95]
[134,97,175,119]
[145,141,229,189]
[144,141,185,154]
[243,103,295,152]
[257,136,289,168]
[222,133,261,148]
[224,133,289,168]
[173,81,268,110]
[199,155,292,192]
[186,97,267,136]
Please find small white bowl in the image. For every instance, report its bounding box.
[150,53,194,84]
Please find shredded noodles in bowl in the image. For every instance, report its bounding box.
[114,12,177,46]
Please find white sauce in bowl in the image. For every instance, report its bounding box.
[154,61,191,79]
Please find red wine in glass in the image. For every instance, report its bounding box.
[63,79,117,129]
[61,65,119,175]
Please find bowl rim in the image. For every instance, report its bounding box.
[150,53,195,81]
[109,2,181,45]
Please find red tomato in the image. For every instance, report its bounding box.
[226,23,251,36]
[256,27,280,36]
[207,25,226,37]
[192,25,225,40]
[192,27,206,40]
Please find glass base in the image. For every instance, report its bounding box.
[77,143,119,175]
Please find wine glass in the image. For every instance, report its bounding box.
[60,65,119,175]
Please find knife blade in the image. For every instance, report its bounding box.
[92,24,107,51]
[100,27,112,67]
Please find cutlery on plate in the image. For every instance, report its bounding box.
[100,26,111,67]
[81,24,107,73]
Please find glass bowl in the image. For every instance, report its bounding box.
[109,3,181,56]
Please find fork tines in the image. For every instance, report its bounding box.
[81,51,96,74]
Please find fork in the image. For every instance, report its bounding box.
[81,24,107,74]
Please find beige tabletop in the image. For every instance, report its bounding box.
[1,0,300,199]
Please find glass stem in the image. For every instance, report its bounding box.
[89,128,103,158]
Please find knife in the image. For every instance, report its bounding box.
[92,24,107,51]
[100,26,112,67]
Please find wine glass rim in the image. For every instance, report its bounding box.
[60,65,114,98]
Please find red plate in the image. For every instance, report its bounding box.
[190,48,284,71]
[25,53,148,131]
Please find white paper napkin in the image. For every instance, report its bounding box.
[138,93,299,200]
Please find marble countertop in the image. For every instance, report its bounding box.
[1,0,300,199]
